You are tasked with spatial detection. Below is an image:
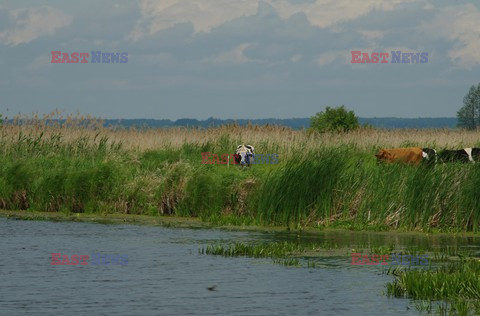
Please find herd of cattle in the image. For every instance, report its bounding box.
[234,144,480,166]
[375,147,480,165]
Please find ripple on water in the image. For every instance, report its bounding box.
[1,217,478,315]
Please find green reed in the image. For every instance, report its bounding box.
[199,241,324,268]
[200,241,305,258]
[1,128,480,232]
[386,258,480,315]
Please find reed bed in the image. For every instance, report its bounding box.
[199,241,306,258]
[1,113,480,231]
[3,111,480,154]
[199,241,317,267]
[386,258,480,315]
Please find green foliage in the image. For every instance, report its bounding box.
[386,258,480,315]
[257,148,350,225]
[457,83,480,129]
[200,241,305,258]
[1,129,480,232]
[310,105,359,133]
[200,241,330,268]
[178,170,222,217]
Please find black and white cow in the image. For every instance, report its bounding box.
[422,148,437,164]
[438,148,476,163]
[235,145,255,166]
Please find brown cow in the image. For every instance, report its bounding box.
[375,147,423,165]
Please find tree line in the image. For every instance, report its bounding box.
[309,83,479,133]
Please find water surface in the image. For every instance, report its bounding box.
[1,218,479,315]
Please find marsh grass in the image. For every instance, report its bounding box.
[200,241,306,258]
[272,258,301,267]
[369,245,395,255]
[1,113,480,231]
[386,258,480,315]
[200,241,324,268]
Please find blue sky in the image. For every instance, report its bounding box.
[0,0,479,119]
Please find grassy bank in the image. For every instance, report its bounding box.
[1,116,480,232]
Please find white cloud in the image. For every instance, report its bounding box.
[421,4,480,69]
[129,0,258,40]
[0,6,72,46]
[268,0,419,28]
[129,0,420,40]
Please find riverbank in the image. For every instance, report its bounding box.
[2,120,480,232]
[2,209,479,239]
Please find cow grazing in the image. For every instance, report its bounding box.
[375,147,423,165]
[438,148,476,163]
[235,145,255,166]
[422,148,437,163]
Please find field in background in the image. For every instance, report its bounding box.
[1,113,480,232]
[4,112,479,152]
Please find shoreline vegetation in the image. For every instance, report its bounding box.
[2,209,479,238]
[2,110,480,316]
[1,113,480,233]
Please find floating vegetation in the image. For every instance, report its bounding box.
[413,300,433,314]
[306,260,317,268]
[199,241,328,268]
[199,241,305,258]
[386,257,480,315]
[369,245,395,255]
[272,258,301,267]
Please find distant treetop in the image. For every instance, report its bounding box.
[457,83,480,130]
[309,105,360,133]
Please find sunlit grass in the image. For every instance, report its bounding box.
[1,113,480,231]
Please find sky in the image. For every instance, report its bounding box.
[0,0,479,120]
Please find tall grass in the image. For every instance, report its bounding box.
[386,258,480,315]
[1,114,480,231]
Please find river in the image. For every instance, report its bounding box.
[1,217,479,315]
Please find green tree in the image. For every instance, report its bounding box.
[457,83,480,130]
[310,105,359,133]
[0,113,3,126]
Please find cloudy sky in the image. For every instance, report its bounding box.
[0,0,479,119]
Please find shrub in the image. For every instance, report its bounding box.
[310,105,359,133]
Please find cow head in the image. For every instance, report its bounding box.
[235,145,255,166]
